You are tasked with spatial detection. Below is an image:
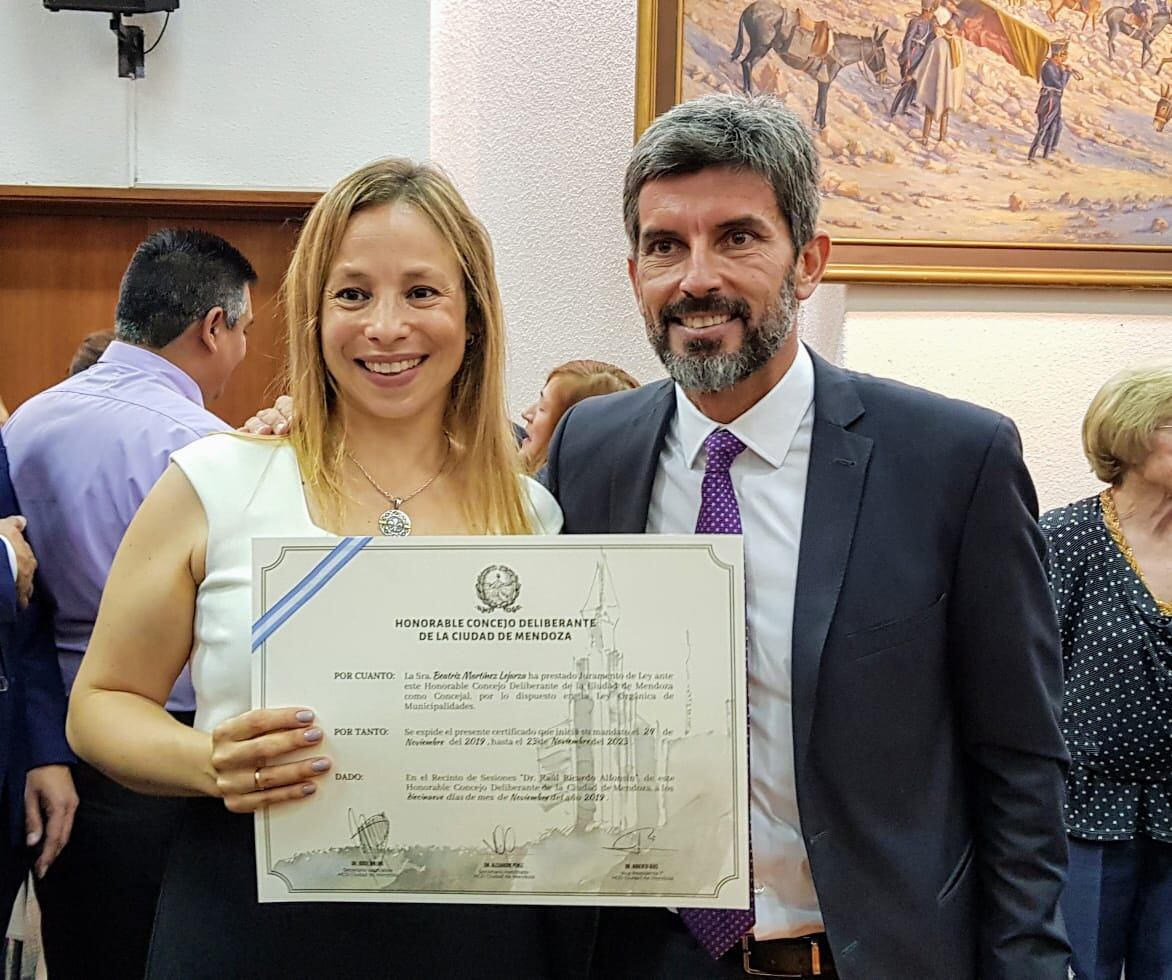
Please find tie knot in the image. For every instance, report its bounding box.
[703,429,746,474]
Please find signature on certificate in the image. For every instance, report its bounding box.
[484,825,517,855]
[604,827,675,855]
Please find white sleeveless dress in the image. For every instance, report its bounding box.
[171,434,563,733]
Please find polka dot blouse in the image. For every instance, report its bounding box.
[1040,495,1172,842]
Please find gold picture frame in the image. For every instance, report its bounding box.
[636,0,1172,287]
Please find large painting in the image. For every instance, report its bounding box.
[636,0,1172,285]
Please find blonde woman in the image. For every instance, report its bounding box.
[1040,365,1172,980]
[519,359,639,473]
[66,159,581,977]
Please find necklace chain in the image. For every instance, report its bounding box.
[1101,488,1172,616]
[346,435,451,510]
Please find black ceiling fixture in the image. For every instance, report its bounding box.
[43,1,180,79]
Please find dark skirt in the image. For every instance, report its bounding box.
[147,799,594,980]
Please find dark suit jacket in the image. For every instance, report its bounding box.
[0,432,71,849]
[544,352,1070,979]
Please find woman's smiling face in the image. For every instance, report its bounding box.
[320,200,469,425]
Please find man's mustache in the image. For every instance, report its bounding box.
[657,296,750,329]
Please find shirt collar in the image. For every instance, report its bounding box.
[674,342,815,470]
[97,340,207,408]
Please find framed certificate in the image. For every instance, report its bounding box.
[251,535,749,907]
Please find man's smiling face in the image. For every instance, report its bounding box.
[630,165,801,395]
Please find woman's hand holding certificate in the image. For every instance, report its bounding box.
[209,707,332,813]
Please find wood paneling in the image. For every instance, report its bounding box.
[0,185,320,220]
[0,188,316,427]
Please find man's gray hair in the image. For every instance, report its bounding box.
[623,93,821,254]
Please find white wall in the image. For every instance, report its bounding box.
[844,291,1172,512]
[431,0,1172,508]
[430,0,655,403]
[0,5,130,185]
[0,1,429,188]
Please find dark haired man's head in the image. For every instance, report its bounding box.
[623,93,821,259]
[114,229,257,401]
[623,94,830,419]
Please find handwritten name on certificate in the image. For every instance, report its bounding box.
[251,535,748,907]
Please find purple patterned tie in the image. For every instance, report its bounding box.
[679,428,755,958]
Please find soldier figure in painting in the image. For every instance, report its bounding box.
[890,0,939,116]
[1028,40,1083,161]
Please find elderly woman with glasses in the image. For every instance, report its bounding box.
[1040,365,1172,980]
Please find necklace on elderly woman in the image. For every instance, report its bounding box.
[1101,488,1172,617]
[345,436,451,537]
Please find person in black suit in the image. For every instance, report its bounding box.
[0,432,76,922]
[544,94,1071,979]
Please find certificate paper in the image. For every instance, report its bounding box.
[251,535,747,906]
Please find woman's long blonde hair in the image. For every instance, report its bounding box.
[282,158,532,533]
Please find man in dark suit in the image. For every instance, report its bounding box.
[0,432,76,923]
[545,94,1070,978]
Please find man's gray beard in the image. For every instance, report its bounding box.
[649,273,798,395]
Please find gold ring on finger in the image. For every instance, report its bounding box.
[253,767,262,791]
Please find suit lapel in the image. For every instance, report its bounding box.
[608,380,675,532]
[791,354,871,767]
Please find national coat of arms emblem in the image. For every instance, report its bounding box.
[475,564,521,613]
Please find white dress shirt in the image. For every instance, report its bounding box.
[646,342,822,941]
[2,535,16,584]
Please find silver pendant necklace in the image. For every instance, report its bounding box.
[345,436,451,537]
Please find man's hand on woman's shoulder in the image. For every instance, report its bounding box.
[238,395,294,436]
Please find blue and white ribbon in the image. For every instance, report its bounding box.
[251,536,372,652]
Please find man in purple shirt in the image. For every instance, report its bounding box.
[3,228,255,980]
